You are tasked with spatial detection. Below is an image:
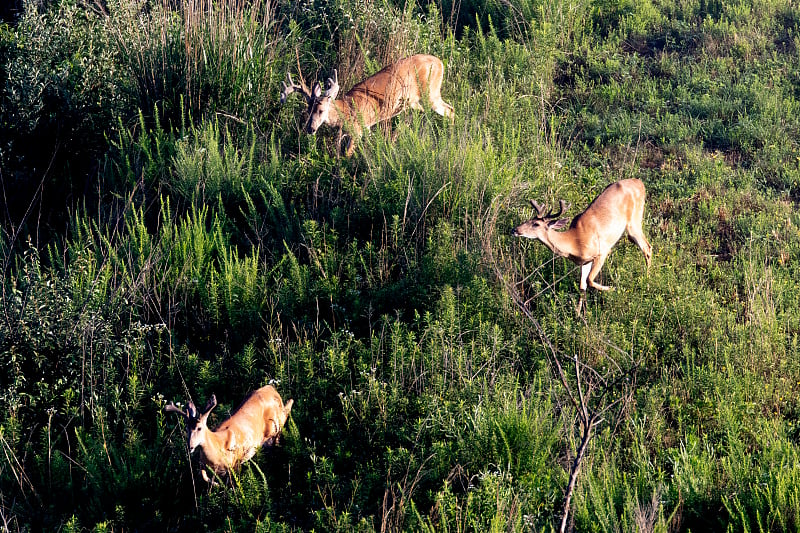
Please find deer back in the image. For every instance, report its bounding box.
[344,54,444,126]
[568,179,645,252]
[215,385,291,450]
[343,55,443,123]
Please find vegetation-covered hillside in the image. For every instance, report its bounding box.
[3,0,800,530]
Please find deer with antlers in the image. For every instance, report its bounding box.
[280,54,454,156]
[512,178,652,311]
[165,385,293,483]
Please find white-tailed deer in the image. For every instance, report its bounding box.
[166,385,293,483]
[280,54,454,156]
[512,178,652,310]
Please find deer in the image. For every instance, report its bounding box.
[165,385,294,483]
[511,178,652,312]
[280,54,454,156]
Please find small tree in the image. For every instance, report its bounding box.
[483,192,638,532]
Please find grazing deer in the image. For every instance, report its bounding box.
[280,54,454,156]
[512,178,652,311]
[166,385,293,483]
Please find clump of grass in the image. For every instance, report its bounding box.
[107,0,287,122]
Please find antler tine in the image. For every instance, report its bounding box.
[550,199,570,219]
[529,200,547,218]
[324,68,340,100]
[293,48,312,102]
[280,71,314,105]
[203,394,218,415]
[281,71,294,104]
[165,401,187,418]
[279,71,293,104]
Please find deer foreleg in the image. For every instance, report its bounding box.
[585,254,613,291]
[579,262,593,292]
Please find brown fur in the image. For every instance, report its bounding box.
[286,55,454,156]
[166,385,293,483]
[512,178,652,295]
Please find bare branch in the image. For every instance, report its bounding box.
[484,189,642,533]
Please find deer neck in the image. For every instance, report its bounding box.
[326,100,347,128]
[542,227,582,260]
[333,96,373,134]
[199,429,236,469]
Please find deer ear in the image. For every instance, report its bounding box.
[311,81,322,99]
[549,218,569,230]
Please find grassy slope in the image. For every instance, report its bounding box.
[2,0,800,531]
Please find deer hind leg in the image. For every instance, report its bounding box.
[424,82,454,119]
[429,96,455,120]
[626,224,652,268]
[262,418,280,446]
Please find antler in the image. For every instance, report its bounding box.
[324,68,340,100]
[280,71,314,106]
[165,402,187,418]
[529,199,570,219]
[550,199,570,219]
[202,394,218,415]
[529,200,547,218]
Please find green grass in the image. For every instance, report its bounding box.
[3,0,800,530]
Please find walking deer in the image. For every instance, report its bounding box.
[512,178,652,311]
[280,54,454,156]
[166,385,293,483]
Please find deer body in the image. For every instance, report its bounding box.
[512,178,651,296]
[166,385,293,483]
[281,54,454,156]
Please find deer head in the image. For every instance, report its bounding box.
[305,70,340,134]
[165,394,218,454]
[280,69,341,134]
[512,199,571,239]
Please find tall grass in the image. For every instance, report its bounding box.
[108,0,286,122]
[4,0,800,530]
